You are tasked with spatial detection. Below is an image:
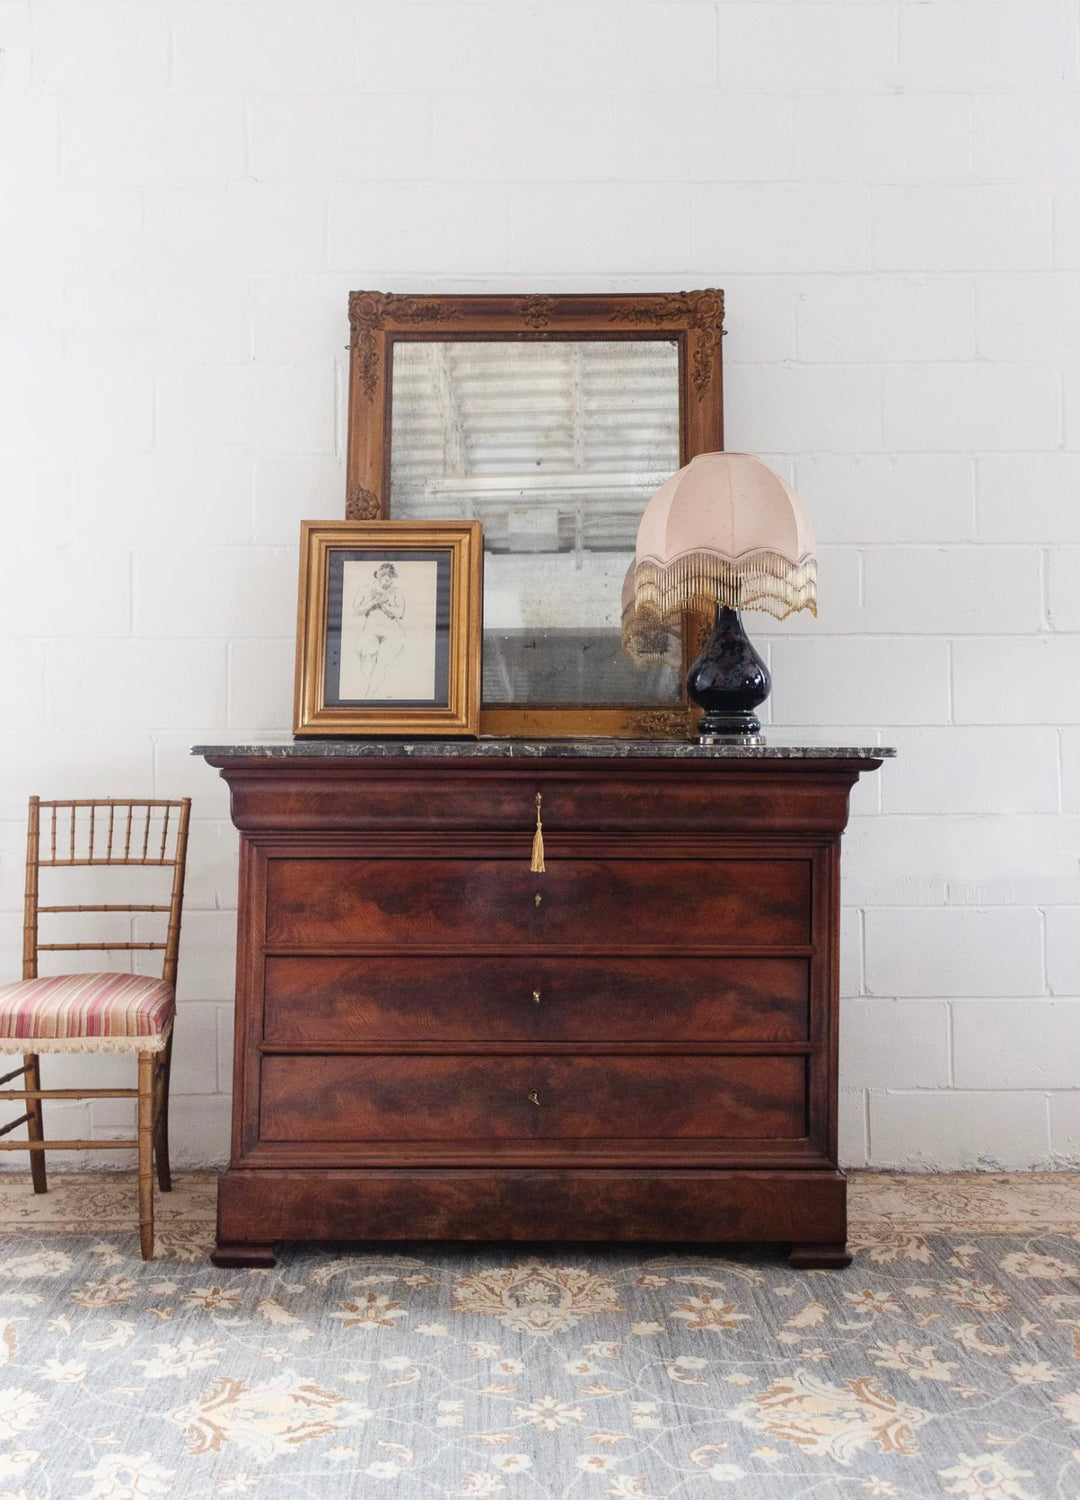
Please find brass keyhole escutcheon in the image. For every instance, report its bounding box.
[534,892,543,907]
[532,990,542,1005]
[528,1090,540,1107]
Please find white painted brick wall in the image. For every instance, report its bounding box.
[951,1001,1080,1089]
[0,0,1077,1171]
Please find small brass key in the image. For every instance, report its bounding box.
[532,989,542,1005]
[534,892,543,907]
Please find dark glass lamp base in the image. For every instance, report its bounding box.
[697,710,765,746]
[687,606,770,746]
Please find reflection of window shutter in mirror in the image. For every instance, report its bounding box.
[391,341,679,558]
[390,338,685,707]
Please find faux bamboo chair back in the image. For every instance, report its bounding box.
[23,798,191,987]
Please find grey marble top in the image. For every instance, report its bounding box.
[193,739,895,761]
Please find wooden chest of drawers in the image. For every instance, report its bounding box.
[198,743,884,1269]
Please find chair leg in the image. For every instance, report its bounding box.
[152,1032,173,1194]
[24,1054,46,1194]
[137,1052,154,1261]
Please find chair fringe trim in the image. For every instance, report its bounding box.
[0,1024,172,1056]
[633,549,818,623]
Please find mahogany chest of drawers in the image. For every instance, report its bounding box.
[197,742,886,1269]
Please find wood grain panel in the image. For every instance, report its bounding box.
[264,857,811,949]
[262,955,810,1044]
[220,765,864,837]
[259,1054,807,1143]
[216,1167,847,1254]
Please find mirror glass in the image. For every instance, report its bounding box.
[390,339,681,704]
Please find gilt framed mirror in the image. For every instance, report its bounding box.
[345,290,724,738]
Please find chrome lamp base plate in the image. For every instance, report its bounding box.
[698,730,766,747]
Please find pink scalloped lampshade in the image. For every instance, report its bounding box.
[633,452,817,622]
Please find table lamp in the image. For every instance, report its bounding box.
[631,452,816,744]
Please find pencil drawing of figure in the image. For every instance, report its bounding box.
[352,562,406,697]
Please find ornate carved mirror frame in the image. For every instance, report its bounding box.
[345,289,725,738]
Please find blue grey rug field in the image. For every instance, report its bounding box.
[0,1173,1077,1499]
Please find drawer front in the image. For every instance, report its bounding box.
[259,1055,807,1143]
[263,955,810,1044]
[227,765,862,838]
[264,857,811,949]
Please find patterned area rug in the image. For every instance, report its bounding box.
[0,1174,1076,1499]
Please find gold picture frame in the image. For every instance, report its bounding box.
[293,521,483,738]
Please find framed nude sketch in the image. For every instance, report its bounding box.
[293,521,483,737]
[344,291,725,738]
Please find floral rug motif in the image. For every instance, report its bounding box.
[0,1203,1078,1497]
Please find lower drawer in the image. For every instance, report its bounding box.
[259,1054,807,1144]
[264,856,811,949]
[262,955,809,1044]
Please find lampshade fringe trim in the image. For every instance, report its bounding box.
[632,549,817,624]
[620,615,683,666]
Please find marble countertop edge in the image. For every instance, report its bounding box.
[192,739,896,761]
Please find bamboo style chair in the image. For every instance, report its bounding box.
[0,797,191,1259]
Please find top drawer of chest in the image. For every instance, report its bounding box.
[263,855,812,950]
[226,763,857,838]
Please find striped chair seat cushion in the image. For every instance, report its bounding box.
[0,974,175,1053]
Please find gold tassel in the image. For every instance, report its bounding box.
[530,792,546,874]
